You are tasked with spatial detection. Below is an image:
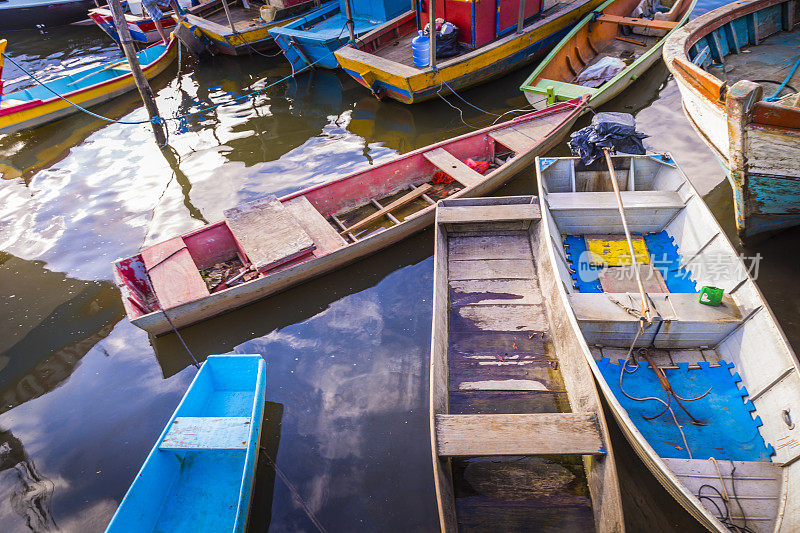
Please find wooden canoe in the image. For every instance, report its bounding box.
[537,153,800,532]
[88,5,183,44]
[333,0,607,105]
[105,354,266,532]
[0,37,177,135]
[520,0,696,109]
[429,195,624,531]
[663,0,800,243]
[174,0,320,56]
[112,97,587,336]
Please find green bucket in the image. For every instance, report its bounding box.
[699,286,724,306]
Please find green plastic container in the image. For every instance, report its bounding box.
[699,286,724,306]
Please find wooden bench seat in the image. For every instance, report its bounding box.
[282,196,347,254]
[489,128,538,153]
[435,413,605,456]
[224,195,316,272]
[423,147,484,187]
[141,236,210,309]
[547,190,683,210]
[437,203,541,225]
[526,79,598,100]
[159,417,251,451]
[596,13,678,31]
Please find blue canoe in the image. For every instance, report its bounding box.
[106,354,266,533]
[269,0,408,72]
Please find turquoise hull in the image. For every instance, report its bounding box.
[105,354,267,532]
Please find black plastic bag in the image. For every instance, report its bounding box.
[568,112,647,165]
[436,28,460,58]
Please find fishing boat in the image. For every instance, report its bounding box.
[537,153,800,532]
[0,0,97,30]
[429,196,624,531]
[88,1,198,45]
[112,98,587,335]
[333,0,605,105]
[663,0,800,243]
[520,0,696,110]
[105,354,266,532]
[269,0,409,72]
[175,0,320,56]
[0,37,177,135]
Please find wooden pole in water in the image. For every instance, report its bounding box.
[343,0,356,42]
[108,0,167,145]
[429,0,436,68]
[516,0,527,33]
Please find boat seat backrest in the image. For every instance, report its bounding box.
[570,292,743,348]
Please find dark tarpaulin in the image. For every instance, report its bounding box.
[568,112,647,165]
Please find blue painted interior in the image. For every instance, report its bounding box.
[597,358,775,461]
[105,355,266,533]
[5,42,168,103]
[563,231,697,293]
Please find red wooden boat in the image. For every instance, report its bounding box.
[113,97,587,335]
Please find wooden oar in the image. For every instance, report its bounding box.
[339,183,433,235]
[603,148,652,325]
[67,59,130,86]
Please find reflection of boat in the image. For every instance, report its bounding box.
[0,253,122,415]
[429,196,624,531]
[0,427,57,531]
[520,0,695,109]
[538,153,800,532]
[106,354,266,532]
[0,37,177,135]
[269,0,409,72]
[0,0,97,30]
[176,0,320,56]
[114,99,586,335]
[335,0,604,104]
[664,0,800,244]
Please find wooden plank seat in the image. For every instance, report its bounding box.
[224,195,316,273]
[488,128,539,153]
[282,196,347,254]
[423,147,484,187]
[437,203,541,225]
[570,293,744,348]
[596,13,678,31]
[141,236,210,309]
[526,79,598,100]
[435,413,605,456]
[159,417,251,450]
[547,190,684,210]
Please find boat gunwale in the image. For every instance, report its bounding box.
[536,152,800,533]
[116,97,587,334]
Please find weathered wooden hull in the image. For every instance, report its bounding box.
[538,154,800,532]
[430,195,625,531]
[334,0,605,104]
[663,0,800,243]
[115,99,587,335]
[105,354,266,532]
[0,39,177,135]
[520,0,696,110]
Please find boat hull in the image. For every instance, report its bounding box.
[117,100,586,335]
[663,0,800,243]
[89,8,179,44]
[105,354,266,532]
[0,0,96,30]
[0,39,177,135]
[334,0,604,104]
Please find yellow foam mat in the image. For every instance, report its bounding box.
[585,234,650,266]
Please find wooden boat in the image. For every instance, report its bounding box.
[112,98,587,335]
[0,38,177,135]
[269,0,409,72]
[333,0,605,105]
[0,0,97,30]
[429,195,624,531]
[105,354,266,532]
[520,0,695,110]
[663,0,800,243]
[537,153,800,532]
[88,2,192,44]
[175,0,319,56]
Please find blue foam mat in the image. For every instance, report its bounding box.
[563,231,697,293]
[597,358,774,461]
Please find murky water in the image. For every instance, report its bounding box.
[1,2,798,531]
